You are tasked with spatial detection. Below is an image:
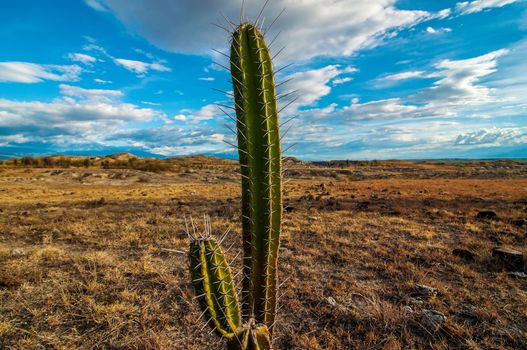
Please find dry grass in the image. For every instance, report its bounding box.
[0,159,526,349]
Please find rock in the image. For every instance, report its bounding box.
[510,218,526,227]
[326,296,337,307]
[492,247,525,272]
[411,284,438,298]
[308,216,320,221]
[11,248,27,257]
[402,306,414,314]
[452,248,477,262]
[476,210,498,220]
[421,309,447,330]
[508,271,527,279]
[357,201,370,209]
[409,298,424,306]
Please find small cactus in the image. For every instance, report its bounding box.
[188,20,283,350]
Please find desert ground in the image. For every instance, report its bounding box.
[0,155,526,349]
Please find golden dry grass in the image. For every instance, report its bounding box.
[0,158,526,349]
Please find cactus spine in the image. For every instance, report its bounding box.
[188,22,282,350]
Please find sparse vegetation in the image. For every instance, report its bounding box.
[4,153,172,173]
[0,159,526,349]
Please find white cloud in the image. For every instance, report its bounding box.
[374,70,434,88]
[67,53,97,65]
[0,62,82,83]
[382,71,427,81]
[332,77,353,85]
[142,101,161,106]
[426,27,452,34]
[198,77,215,81]
[0,85,162,149]
[456,0,523,14]
[108,126,227,156]
[97,0,449,61]
[415,49,509,106]
[455,127,526,146]
[299,49,512,124]
[173,114,187,121]
[175,104,219,122]
[114,58,171,76]
[59,84,123,103]
[83,44,108,55]
[435,8,453,19]
[94,78,112,84]
[280,65,356,113]
[84,0,109,12]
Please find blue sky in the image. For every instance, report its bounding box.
[0,0,526,160]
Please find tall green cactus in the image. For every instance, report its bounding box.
[188,22,282,350]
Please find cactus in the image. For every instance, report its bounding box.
[188,21,282,350]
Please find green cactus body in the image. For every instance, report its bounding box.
[188,22,282,350]
[189,239,241,338]
[230,23,282,331]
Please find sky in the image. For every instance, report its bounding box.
[0,0,526,160]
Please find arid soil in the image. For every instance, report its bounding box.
[0,157,526,349]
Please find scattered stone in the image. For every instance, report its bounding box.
[409,298,424,306]
[11,248,27,257]
[357,201,370,209]
[492,247,525,272]
[411,284,438,298]
[403,306,414,314]
[508,271,527,279]
[476,210,498,220]
[452,248,477,262]
[421,309,447,330]
[510,218,526,227]
[326,296,337,307]
[308,216,320,221]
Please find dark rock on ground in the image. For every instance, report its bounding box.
[421,309,447,331]
[476,210,498,220]
[508,271,527,278]
[510,218,526,227]
[453,248,477,262]
[411,284,438,298]
[492,247,525,272]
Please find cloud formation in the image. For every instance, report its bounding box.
[67,53,97,65]
[0,85,161,149]
[0,62,82,83]
[456,0,523,14]
[95,0,447,61]
[455,127,526,145]
[113,58,171,76]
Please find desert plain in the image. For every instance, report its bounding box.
[0,154,526,349]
